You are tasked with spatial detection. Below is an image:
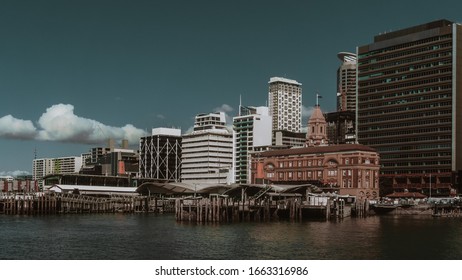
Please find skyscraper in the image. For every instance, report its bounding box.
[357,19,462,195]
[268,77,302,133]
[337,52,357,112]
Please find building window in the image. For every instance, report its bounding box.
[328,170,337,176]
[317,171,322,178]
[288,172,293,178]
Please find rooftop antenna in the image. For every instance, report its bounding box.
[239,94,242,116]
[316,92,322,106]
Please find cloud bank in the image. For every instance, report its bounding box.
[0,104,146,145]
[0,170,30,177]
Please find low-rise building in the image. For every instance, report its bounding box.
[139,128,182,181]
[251,144,380,199]
[33,156,82,189]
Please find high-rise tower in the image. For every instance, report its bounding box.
[357,19,462,195]
[268,77,302,133]
[337,52,357,112]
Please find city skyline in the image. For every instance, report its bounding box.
[1,0,462,174]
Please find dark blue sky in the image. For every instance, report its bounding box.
[1,0,462,174]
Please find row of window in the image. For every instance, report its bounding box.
[268,171,377,189]
[364,118,451,131]
[359,76,452,96]
[275,158,375,168]
[381,169,452,175]
[382,160,451,167]
[367,135,452,146]
[359,51,452,78]
[359,67,452,87]
[361,75,452,95]
[359,85,452,102]
[359,109,451,124]
[359,93,451,110]
[374,143,452,152]
[358,101,452,117]
[358,35,451,59]
[360,42,452,66]
[360,59,452,78]
[381,151,451,159]
[359,126,451,139]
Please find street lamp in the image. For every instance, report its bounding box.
[429,173,432,199]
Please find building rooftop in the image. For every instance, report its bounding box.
[374,19,453,42]
[151,127,182,137]
[268,77,302,86]
[258,144,377,157]
[337,52,357,62]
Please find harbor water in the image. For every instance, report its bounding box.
[0,214,461,260]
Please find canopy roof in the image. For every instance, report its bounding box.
[386,192,427,199]
[136,182,232,195]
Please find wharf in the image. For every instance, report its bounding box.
[175,195,369,223]
[0,192,175,215]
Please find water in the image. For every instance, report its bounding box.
[0,214,461,260]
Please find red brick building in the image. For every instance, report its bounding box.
[251,105,380,199]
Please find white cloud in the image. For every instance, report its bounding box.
[156,114,165,120]
[0,170,30,177]
[213,104,234,113]
[0,104,146,145]
[302,105,314,118]
[0,115,37,139]
[184,126,194,134]
[213,104,234,127]
[35,104,146,145]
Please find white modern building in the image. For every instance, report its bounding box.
[268,77,302,133]
[233,106,272,184]
[32,156,83,189]
[181,112,234,184]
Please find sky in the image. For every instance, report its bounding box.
[1,0,462,175]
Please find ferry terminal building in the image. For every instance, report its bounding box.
[251,105,380,199]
